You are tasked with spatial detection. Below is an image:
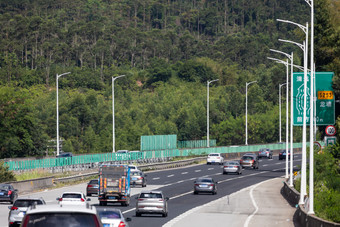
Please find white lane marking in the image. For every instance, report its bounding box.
[272,168,283,171]
[195,170,201,172]
[123,208,135,214]
[244,181,267,227]
[181,172,188,175]
[167,174,174,177]
[262,164,268,167]
[276,163,282,165]
[208,168,214,170]
[152,177,160,180]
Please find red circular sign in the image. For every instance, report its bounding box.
[325,125,336,136]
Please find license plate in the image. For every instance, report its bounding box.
[211,160,215,162]
[200,185,208,188]
[228,167,234,168]
[132,177,138,181]
[103,224,110,227]
[108,196,116,199]
[0,192,3,195]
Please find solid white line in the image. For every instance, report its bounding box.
[244,181,267,227]
[152,177,160,180]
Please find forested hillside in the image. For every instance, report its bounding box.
[0,0,339,158]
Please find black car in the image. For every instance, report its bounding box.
[279,150,291,160]
[56,152,73,158]
[0,184,18,204]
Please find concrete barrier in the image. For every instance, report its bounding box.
[282,181,340,227]
[7,177,54,194]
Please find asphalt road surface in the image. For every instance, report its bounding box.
[0,154,301,227]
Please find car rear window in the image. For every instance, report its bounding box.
[62,194,82,199]
[131,172,142,176]
[89,180,98,184]
[242,156,254,160]
[140,193,162,198]
[0,185,10,190]
[226,162,238,165]
[14,200,44,207]
[209,154,219,156]
[97,210,121,219]
[23,213,100,227]
[197,179,213,183]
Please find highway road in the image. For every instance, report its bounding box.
[0,154,301,227]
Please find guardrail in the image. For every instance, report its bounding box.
[4,142,308,171]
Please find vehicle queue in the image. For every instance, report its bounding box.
[4,148,278,227]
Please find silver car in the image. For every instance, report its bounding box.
[258,148,273,159]
[223,161,242,175]
[135,190,169,217]
[96,207,131,227]
[8,197,46,227]
[193,177,218,195]
[130,171,147,187]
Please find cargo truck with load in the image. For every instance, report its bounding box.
[98,164,131,206]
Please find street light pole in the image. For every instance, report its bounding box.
[279,83,287,143]
[305,0,315,215]
[207,79,219,148]
[278,19,309,204]
[245,81,257,146]
[56,72,71,157]
[269,49,295,185]
[112,75,126,153]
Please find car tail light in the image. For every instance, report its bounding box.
[217,157,220,159]
[209,184,214,186]
[156,206,163,208]
[118,221,126,227]
[194,184,199,187]
[88,184,93,188]
[138,198,144,201]
[81,198,85,202]
[279,153,282,155]
[8,190,12,195]
[139,177,143,180]
[59,198,63,201]
[159,199,164,202]
[234,166,238,168]
[11,206,18,210]
[224,166,227,168]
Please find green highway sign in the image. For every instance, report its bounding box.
[324,136,336,146]
[293,72,335,126]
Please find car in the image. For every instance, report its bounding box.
[206,153,224,165]
[135,190,169,217]
[258,148,273,159]
[8,197,46,227]
[116,150,129,154]
[240,154,259,169]
[56,192,90,206]
[128,165,141,172]
[223,161,242,175]
[86,179,99,196]
[194,177,218,195]
[130,171,147,187]
[20,204,102,227]
[96,207,131,227]
[0,184,18,204]
[279,150,291,160]
[56,152,73,158]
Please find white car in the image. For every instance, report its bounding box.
[128,165,141,172]
[96,207,131,227]
[207,153,224,165]
[56,192,90,206]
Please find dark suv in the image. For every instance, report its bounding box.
[240,154,259,169]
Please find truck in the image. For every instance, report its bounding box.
[98,164,131,206]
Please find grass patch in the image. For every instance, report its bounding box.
[15,170,74,181]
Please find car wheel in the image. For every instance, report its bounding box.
[136,212,141,217]
[162,212,168,217]
[193,191,198,195]
[99,201,107,206]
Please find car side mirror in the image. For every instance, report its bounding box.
[126,217,132,222]
[144,174,147,177]
[56,197,60,201]
[165,197,169,201]
[14,189,18,192]
[135,197,138,200]
[215,181,218,184]
[8,206,12,210]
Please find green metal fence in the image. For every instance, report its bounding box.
[4,142,309,171]
[141,135,177,151]
[177,140,216,148]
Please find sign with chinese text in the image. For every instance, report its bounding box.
[293,72,334,126]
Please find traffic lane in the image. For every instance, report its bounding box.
[123,158,301,227]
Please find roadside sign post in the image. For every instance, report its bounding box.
[324,136,337,146]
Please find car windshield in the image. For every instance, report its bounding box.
[14,200,43,207]
[140,193,162,199]
[209,154,219,156]
[62,194,82,199]
[242,156,254,160]
[98,210,121,219]
[197,179,213,183]
[24,213,99,227]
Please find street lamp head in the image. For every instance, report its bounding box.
[208,79,219,84]
[57,72,71,78]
